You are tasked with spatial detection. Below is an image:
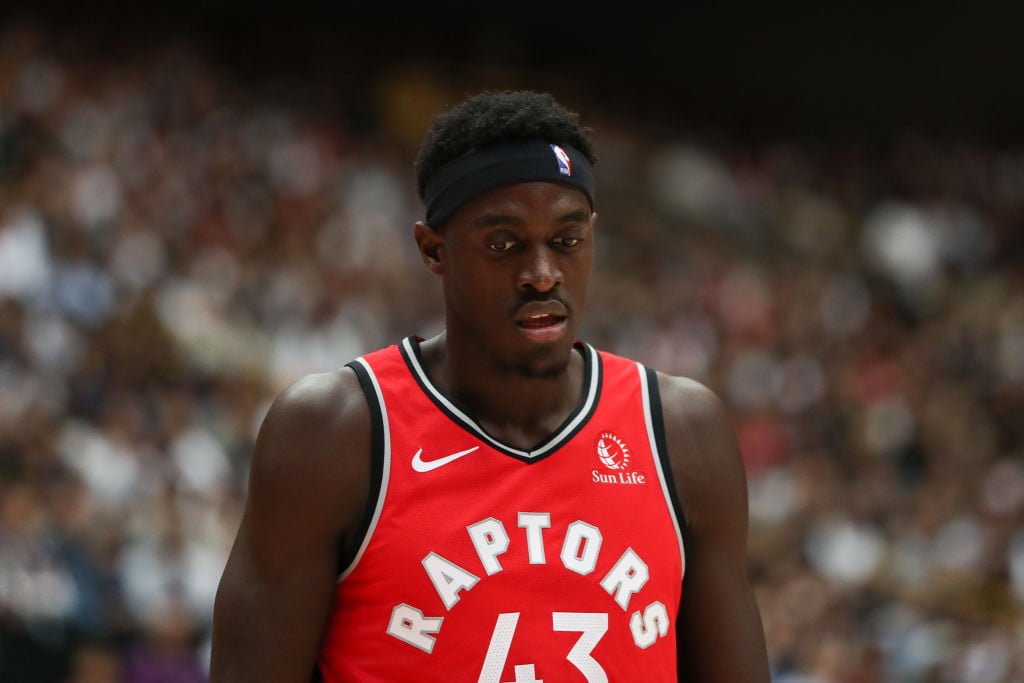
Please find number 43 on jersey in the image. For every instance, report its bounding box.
[480,611,608,683]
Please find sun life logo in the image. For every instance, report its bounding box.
[596,431,630,470]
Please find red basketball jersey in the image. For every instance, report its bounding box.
[316,337,687,682]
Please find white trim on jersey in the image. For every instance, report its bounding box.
[637,363,686,575]
[338,357,393,582]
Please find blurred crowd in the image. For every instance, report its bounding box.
[1,17,1022,683]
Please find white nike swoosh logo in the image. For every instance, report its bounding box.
[411,446,480,472]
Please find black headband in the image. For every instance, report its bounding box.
[423,140,595,227]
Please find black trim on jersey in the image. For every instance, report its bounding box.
[337,360,386,575]
[644,366,691,547]
[399,336,602,464]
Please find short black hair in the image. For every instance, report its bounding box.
[414,90,597,202]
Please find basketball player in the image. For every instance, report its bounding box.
[210,90,771,682]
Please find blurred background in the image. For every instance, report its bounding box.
[1,2,1022,681]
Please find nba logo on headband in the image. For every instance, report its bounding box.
[550,144,572,176]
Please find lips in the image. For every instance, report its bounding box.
[515,301,568,328]
[514,300,569,342]
[520,313,564,328]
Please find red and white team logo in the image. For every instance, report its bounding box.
[596,431,630,470]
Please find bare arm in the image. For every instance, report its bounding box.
[209,369,372,683]
[658,373,771,682]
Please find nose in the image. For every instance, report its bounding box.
[517,243,562,293]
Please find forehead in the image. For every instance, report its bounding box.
[445,181,593,228]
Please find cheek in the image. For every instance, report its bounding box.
[446,265,504,309]
[566,259,593,292]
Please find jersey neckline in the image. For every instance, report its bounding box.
[398,336,603,463]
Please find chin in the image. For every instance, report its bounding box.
[516,358,570,380]
[505,342,574,380]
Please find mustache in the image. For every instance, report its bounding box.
[512,290,571,312]
[519,290,567,304]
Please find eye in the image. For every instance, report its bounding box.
[554,236,582,249]
[488,239,517,253]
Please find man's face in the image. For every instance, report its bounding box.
[417,181,596,379]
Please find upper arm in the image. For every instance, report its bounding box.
[209,368,372,683]
[657,373,770,682]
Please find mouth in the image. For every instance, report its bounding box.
[515,309,569,342]
[519,312,566,329]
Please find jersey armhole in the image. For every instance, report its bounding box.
[642,365,690,573]
[335,358,389,580]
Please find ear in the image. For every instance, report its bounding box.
[414,221,445,275]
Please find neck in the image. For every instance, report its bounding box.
[418,332,584,450]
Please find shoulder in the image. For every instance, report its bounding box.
[256,367,370,465]
[246,366,373,533]
[649,370,749,534]
[653,372,733,440]
[264,367,368,430]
